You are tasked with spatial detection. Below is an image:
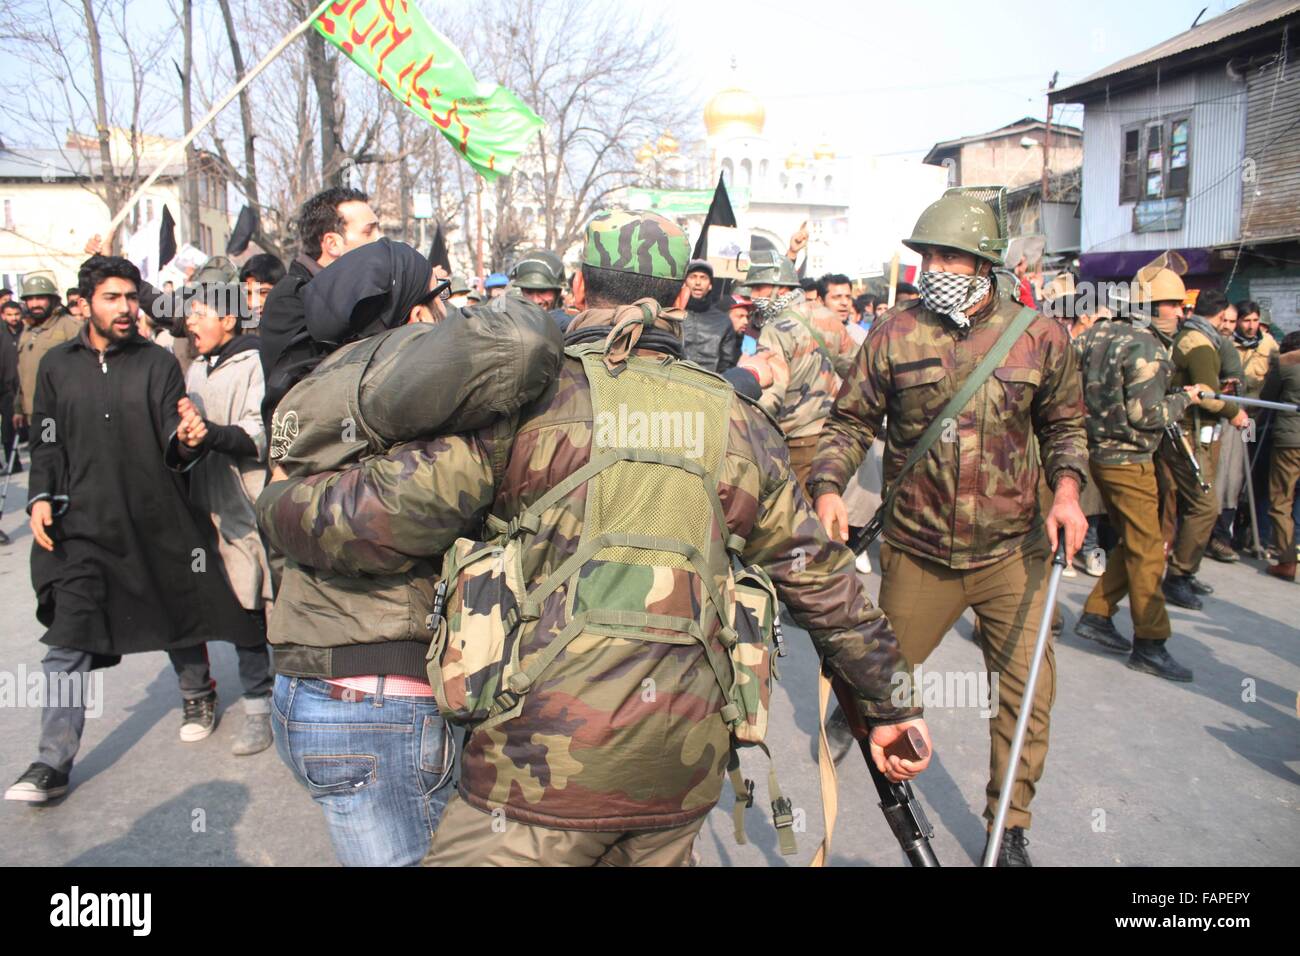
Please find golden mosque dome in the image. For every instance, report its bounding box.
[656,132,679,155]
[704,86,765,138]
[784,151,807,170]
[635,142,655,164]
[813,142,836,160]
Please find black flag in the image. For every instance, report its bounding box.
[158,205,177,267]
[227,205,258,256]
[427,219,451,272]
[691,174,737,260]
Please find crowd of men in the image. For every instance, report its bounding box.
[1,182,1296,870]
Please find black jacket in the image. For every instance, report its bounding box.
[681,298,741,374]
[0,322,20,402]
[258,254,323,432]
[28,326,258,657]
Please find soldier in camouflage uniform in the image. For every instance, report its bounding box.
[810,189,1089,866]
[257,210,932,867]
[1072,291,1205,681]
[740,251,840,494]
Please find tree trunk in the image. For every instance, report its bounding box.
[180,0,202,251]
[81,0,122,252]
[216,0,274,255]
[301,1,340,185]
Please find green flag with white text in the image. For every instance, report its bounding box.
[313,0,542,180]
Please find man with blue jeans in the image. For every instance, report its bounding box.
[272,676,453,866]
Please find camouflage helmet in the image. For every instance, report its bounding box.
[902,186,1009,265]
[509,250,566,290]
[20,271,60,299]
[582,209,689,280]
[448,274,472,296]
[743,250,800,289]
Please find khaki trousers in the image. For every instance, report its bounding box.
[1155,432,1219,575]
[1268,446,1300,558]
[422,794,704,867]
[1084,461,1172,639]
[877,537,1055,830]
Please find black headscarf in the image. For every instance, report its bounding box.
[304,237,434,347]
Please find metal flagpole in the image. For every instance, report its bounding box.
[101,0,335,244]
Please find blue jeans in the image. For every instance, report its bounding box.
[272,675,455,866]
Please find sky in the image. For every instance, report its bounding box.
[8,0,1250,168]
[654,0,1250,159]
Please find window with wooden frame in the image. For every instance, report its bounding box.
[1120,117,1192,203]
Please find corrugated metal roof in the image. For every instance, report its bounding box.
[924,118,1082,161]
[1054,0,1300,102]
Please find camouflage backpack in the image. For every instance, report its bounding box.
[427,311,795,852]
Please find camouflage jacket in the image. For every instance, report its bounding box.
[258,315,918,832]
[809,292,1088,570]
[1077,317,1190,465]
[756,309,839,440]
[789,300,859,381]
[1170,324,1241,424]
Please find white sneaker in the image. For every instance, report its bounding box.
[855,551,872,574]
[179,693,218,742]
[1085,548,1106,577]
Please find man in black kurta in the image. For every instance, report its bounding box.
[5,256,257,804]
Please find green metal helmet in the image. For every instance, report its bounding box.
[743,250,800,289]
[20,271,59,299]
[190,256,239,286]
[582,209,689,280]
[509,249,565,290]
[448,274,472,296]
[902,186,1009,266]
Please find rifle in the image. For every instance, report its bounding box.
[830,675,940,867]
[0,434,20,546]
[1164,423,1210,493]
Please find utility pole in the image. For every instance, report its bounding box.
[1042,71,1059,204]
[475,176,485,279]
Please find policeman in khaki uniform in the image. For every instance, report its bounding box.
[811,189,1089,866]
[12,271,82,431]
[1072,289,1205,682]
[258,211,931,867]
[740,251,839,493]
[1149,280,1249,611]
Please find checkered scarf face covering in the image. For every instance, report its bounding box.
[918,271,992,328]
[752,287,805,327]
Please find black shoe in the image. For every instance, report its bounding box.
[1162,574,1203,611]
[984,826,1032,867]
[1127,639,1194,682]
[813,705,857,765]
[1187,575,1214,595]
[1074,612,1132,653]
[1206,538,1238,563]
[5,762,69,803]
[180,692,218,742]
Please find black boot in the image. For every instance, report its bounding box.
[984,826,1032,867]
[1187,575,1214,595]
[1127,639,1193,682]
[1074,612,1131,653]
[813,704,856,765]
[1161,573,1203,610]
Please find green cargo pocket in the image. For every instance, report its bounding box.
[728,565,782,746]
[427,538,525,724]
